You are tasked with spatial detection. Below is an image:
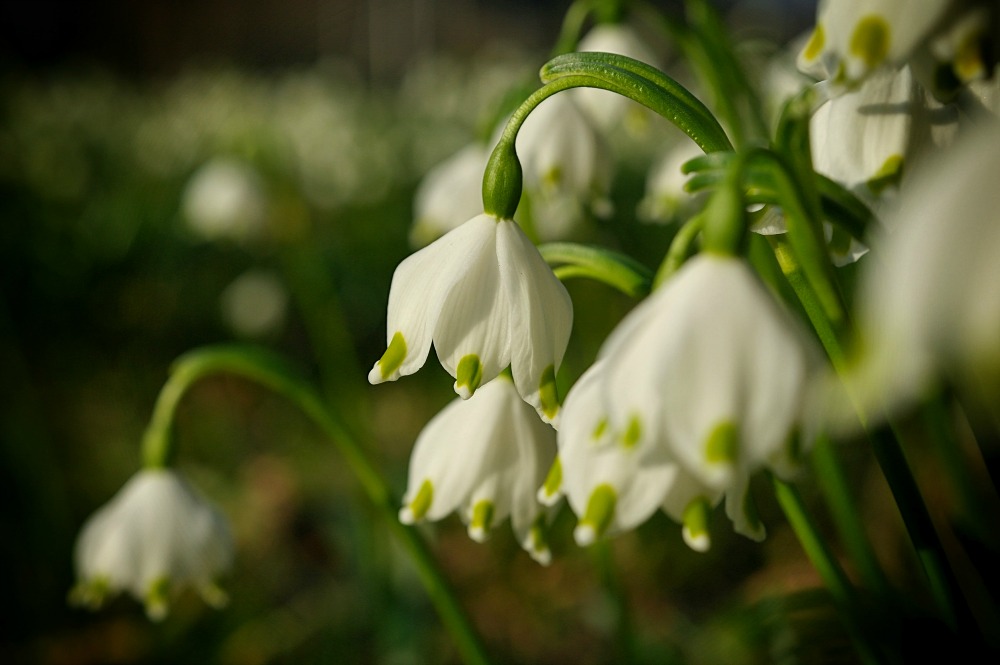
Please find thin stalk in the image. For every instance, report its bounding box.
[772,475,886,665]
[144,346,492,665]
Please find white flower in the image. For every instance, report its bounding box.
[637,139,706,225]
[797,0,952,84]
[182,157,267,242]
[839,121,1000,425]
[70,469,234,621]
[572,23,660,131]
[555,361,725,551]
[409,142,490,247]
[220,269,289,338]
[398,376,557,564]
[369,213,573,422]
[515,93,613,240]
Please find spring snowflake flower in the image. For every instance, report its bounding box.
[798,0,995,91]
[369,212,573,422]
[836,121,1000,425]
[409,142,490,247]
[515,93,613,240]
[557,255,820,545]
[637,139,705,225]
[572,23,660,131]
[398,375,557,564]
[70,469,234,621]
[554,361,728,550]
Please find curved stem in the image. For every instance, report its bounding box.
[540,242,652,298]
[142,346,492,665]
[653,214,704,288]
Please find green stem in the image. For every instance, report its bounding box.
[771,475,886,665]
[142,346,492,665]
[812,433,893,601]
[770,237,965,633]
[653,214,703,288]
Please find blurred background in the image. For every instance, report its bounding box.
[0,1,891,664]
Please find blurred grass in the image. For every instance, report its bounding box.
[0,45,891,664]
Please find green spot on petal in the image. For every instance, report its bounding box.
[705,420,739,465]
[455,354,483,398]
[145,577,171,621]
[592,417,608,441]
[529,514,550,559]
[377,332,408,380]
[867,154,903,196]
[539,365,559,419]
[542,457,562,498]
[802,23,825,61]
[849,16,890,69]
[682,497,712,552]
[470,499,495,533]
[409,479,434,521]
[621,415,642,449]
[580,483,617,540]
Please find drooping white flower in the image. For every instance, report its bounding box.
[637,139,706,225]
[409,142,490,247]
[555,361,724,551]
[838,120,1000,425]
[70,469,234,621]
[515,93,613,240]
[398,375,557,564]
[369,213,573,422]
[797,0,953,84]
[220,269,289,338]
[572,23,660,131]
[598,254,819,499]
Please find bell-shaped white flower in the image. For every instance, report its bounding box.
[840,121,1000,425]
[572,23,660,131]
[515,93,613,240]
[797,0,952,84]
[598,254,819,496]
[398,375,557,564]
[409,142,490,247]
[369,212,573,422]
[555,361,724,551]
[637,139,706,225]
[182,157,267,242]
[70,469,234,621]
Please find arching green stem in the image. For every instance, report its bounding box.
[141,346,492,665]
[654,214,704,289]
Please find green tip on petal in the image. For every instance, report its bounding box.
[849,15,890,70]
[528,514,552,566]
[705,420,739,466]
[867,154,903,196]
[371,332,408,383]
[539,365,560,420]
[538,457,563,506]
[574,483,617,546]
[621,415,643,449]
[400,479,434,524]
[740,488,765,541]
[69,576,112,611]
[145,577,171,622]
[468,499,495,542]
[455,354,483,399]
[802,23,825,62]
[592,417,608,441]
[199,582,229,609]
[682,497,712,553]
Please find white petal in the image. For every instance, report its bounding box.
[411,143,491,247]
[497,219,573,422]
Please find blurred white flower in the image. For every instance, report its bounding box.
[368,213,573,422]
[409,142,490,247]
[637,139,705,224]
[835,121,1000,426]
[70,469,233,621]
[515,93,613,241]
[182,157,267,242]
[797,0,952,84]
[572,23,660,131]
[399,375,556,564]
[558,255,820,544]
[220,270,289,338]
